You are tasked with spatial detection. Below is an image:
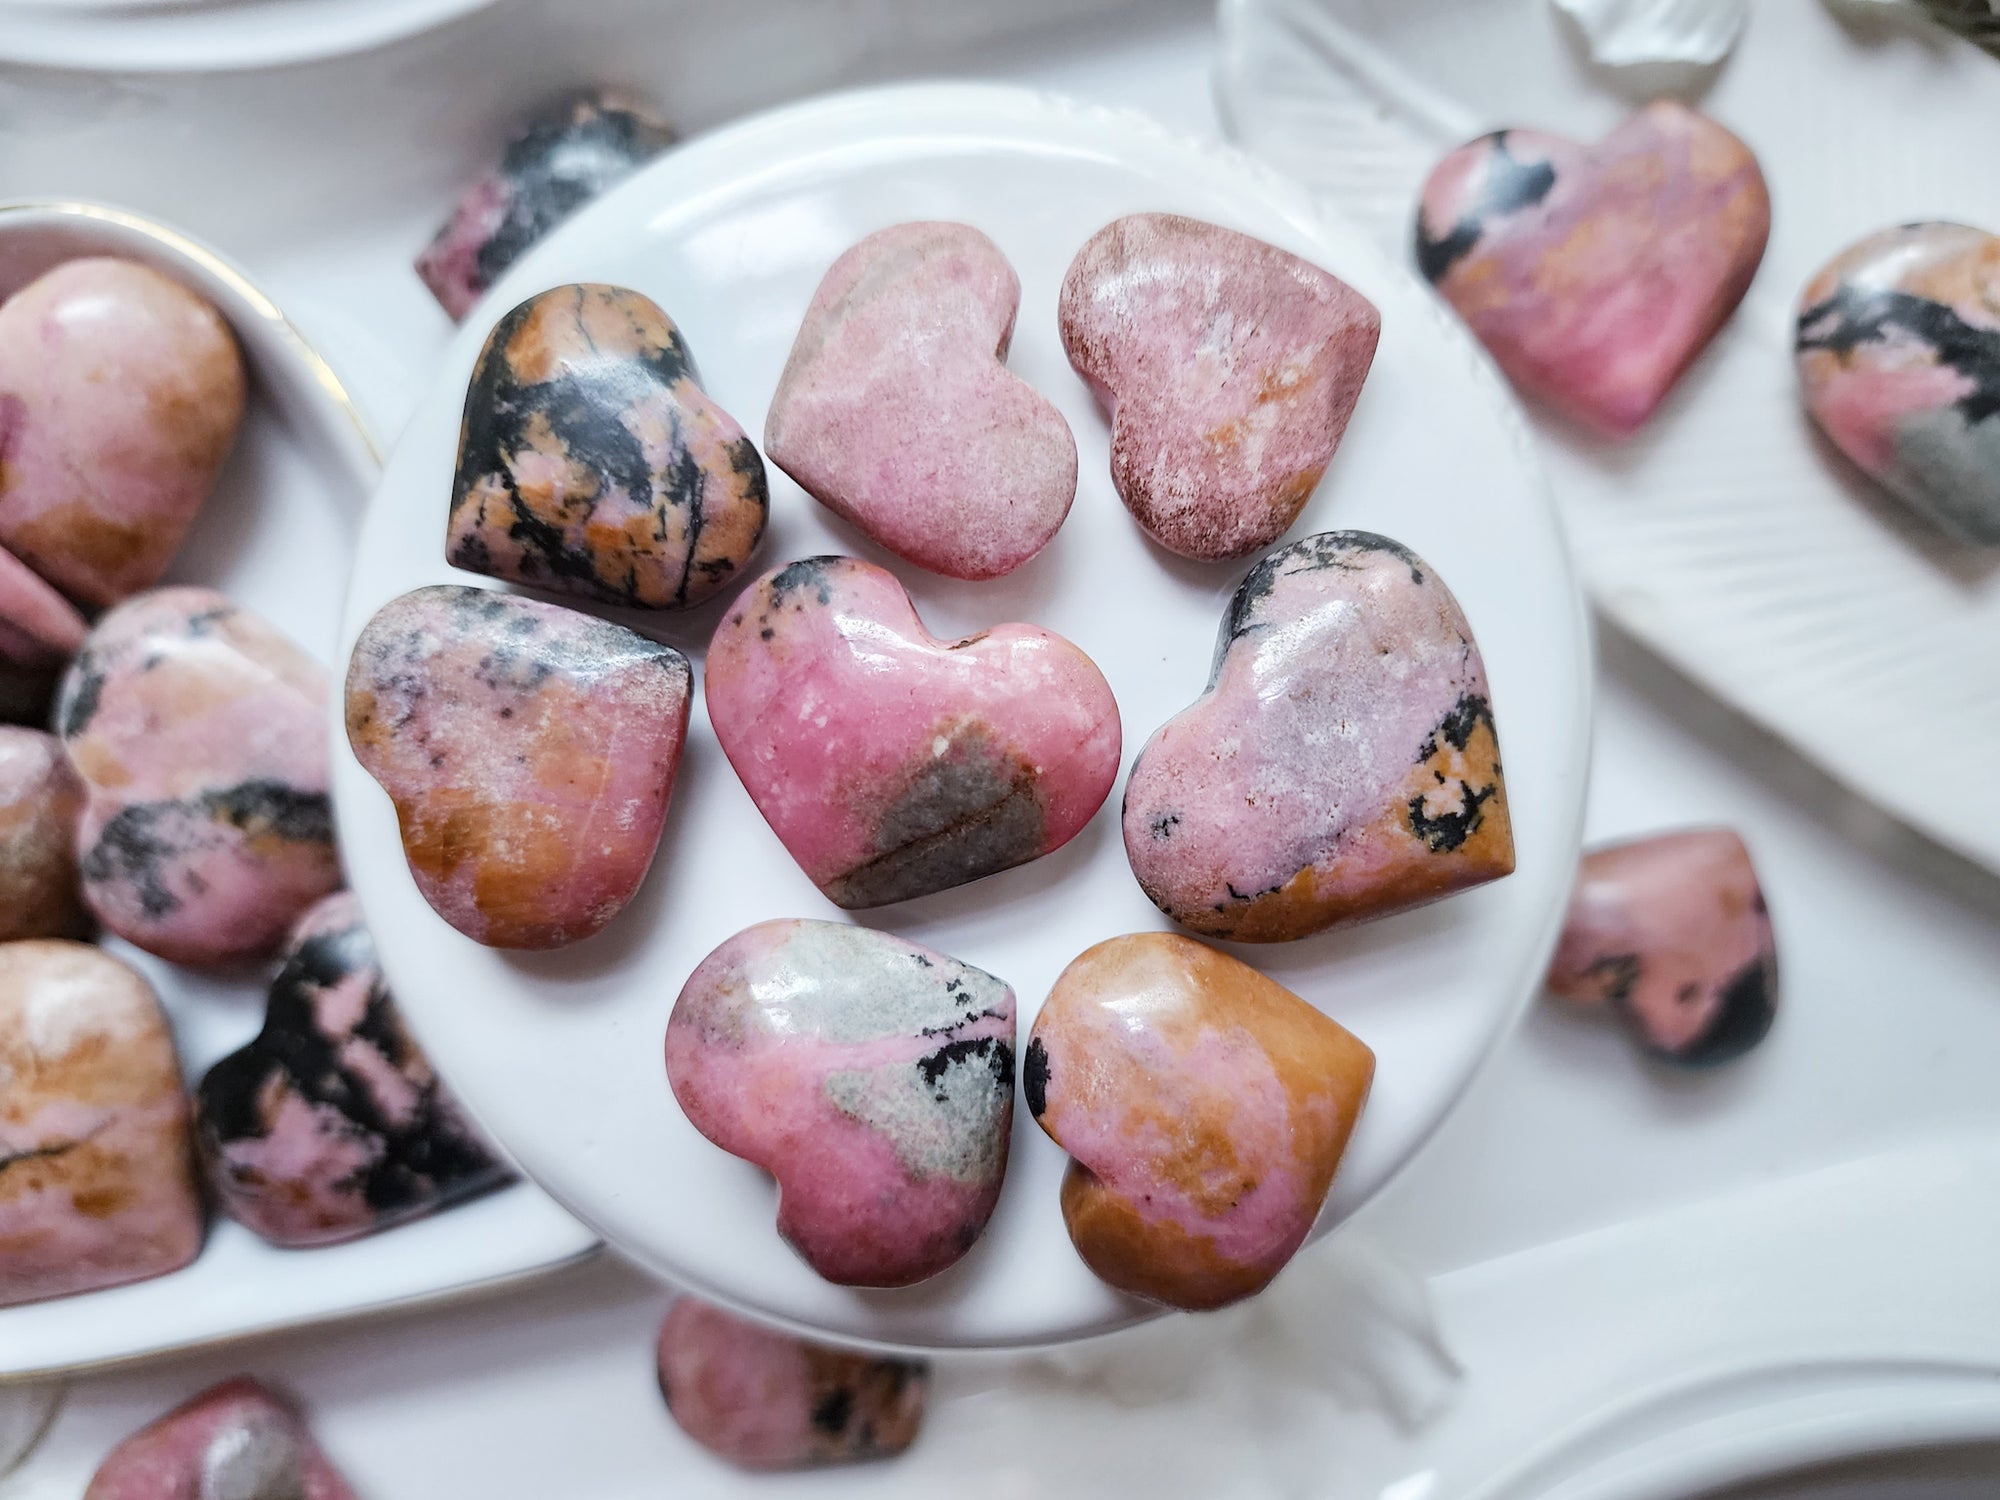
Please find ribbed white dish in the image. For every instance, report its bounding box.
[0,0,494,71]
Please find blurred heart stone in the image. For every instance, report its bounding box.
[56,587,339,967]
[0,941,203,1308]
[345,584,691,950]
[1060,212,1381,561]
[416,91,677,321]
[1027,932,1375,1311]
[84,1378,356,1500]
[705,556,1120,908]
[449,283,768,609]
[1546,827,1778,1065]
[1416,101,1769,437]
[667,919,1014,1287]
[0,545,86,671]
[1124,531,1514,942]
[0,727,88,942]
[766,222,1077,580]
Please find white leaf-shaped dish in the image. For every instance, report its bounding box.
[1552,0,1746,65]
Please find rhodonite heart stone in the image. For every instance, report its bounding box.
[85,1378,356,1500]
[0,727,87,942]
[666,919,1014,1287]
[1124,532,1513,942]
[0,545,86,671]
[448,283,768,610]
[765,222,1077,580]
[657,1298,928,1471]
[1796,222,2000,544]
[197,892,508,1247]
[1546,828,1778,1066]
[1026,932,1374,1311]
[0,941,203,1308]
[1059,212,1381,561]
[1416,101,1770,437]
[705,556,1120,908]
[57,588,339,967]
[345,584,691,949]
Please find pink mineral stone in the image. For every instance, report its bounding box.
[1123,532,1514,942]
[0,727,89,942]
[705,556,1121,908]
[0,544,87,671]
[1416,101,1770,437]
[0,941,203,1308]
[657,1298,928,1471]
[56,587,339,967]
[765,222,1078,580]
[84,1378,356,1500]
[1546,828,1778,1066]
[1059,212,1381,561]
[345,584,691,949]
[667,919,1014,1287]
[0,258,246,608]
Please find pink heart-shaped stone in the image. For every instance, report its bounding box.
[765,223,1077,581]
[85,1378,356,1500]
[705,556,1120,908]
[1060,213,1381,561]
[1416,101,1770,437]
[0,727,87,942]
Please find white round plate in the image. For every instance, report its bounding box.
[334,82,1591,1351]
[0,0,493,70]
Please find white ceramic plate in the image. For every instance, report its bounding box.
[0,202,596,1385]
[333,82,1591,1352]
[0,0,494,71]
[1216,0,2000,877]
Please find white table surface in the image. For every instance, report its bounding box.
[6,2,2000,1494]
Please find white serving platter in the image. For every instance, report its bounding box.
[332,81,1593,1352]
[1216,0,2000,877]
[0,0,495,71]
[0,201,596,1385]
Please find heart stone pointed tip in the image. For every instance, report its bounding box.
[0,545,88,671]
[84,1378,357,1500]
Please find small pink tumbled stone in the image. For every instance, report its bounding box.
[0,544,87,671]
[765,222,1077,580]
[84,1378,356,1500]
[705,556,1121,908]
[1059,212,1381,561]
[1546,828,1778,1065]
[1416,101,1770,437]
[657,1298,928,1471]
[0,727,88,942]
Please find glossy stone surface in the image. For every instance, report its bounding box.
[1059,212,1381,561]
[0,941,202,1309]
[0,258,245,608]
[1416,101,1770,437]
[657,1298,928,1471]
[449,283,767,610]
[0,544,87,671]
[57,588,339,967]
[1546,828,1778,1065]
[417,92,677,321]
[84,1378,356,1500]
[765,222,1077,580]
[1027,933,1374,1311]
[705,556,1120,908]
[1124,532,1514,942]
[0,728,87,942]
[345,584,691,949]
[667,919,1013,1287]
[1796,222,2000,544]
[198,892,508,1247]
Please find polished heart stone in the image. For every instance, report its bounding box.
[0,258,245,608]
[449,283,768,610]
[1546,828,1777,1066]
[1416,101,1770,437]
[417,92,677,321]
[1027,932,1374,1311]
[57,587,339,967]
[667,919,1014,1287]
[1124,532,1514,942]
[85,1378,357,1500]
[0,728,88,942]
[1796,222,2000,544]
[0,544,87,671]
[197,892,508,1248]
[765,222,1077,580]
[658,1298,928,1470]
[1059,213,1382,561]
[345,584,691,949]
[0,941,203,1308]
[705,556,1120,908]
